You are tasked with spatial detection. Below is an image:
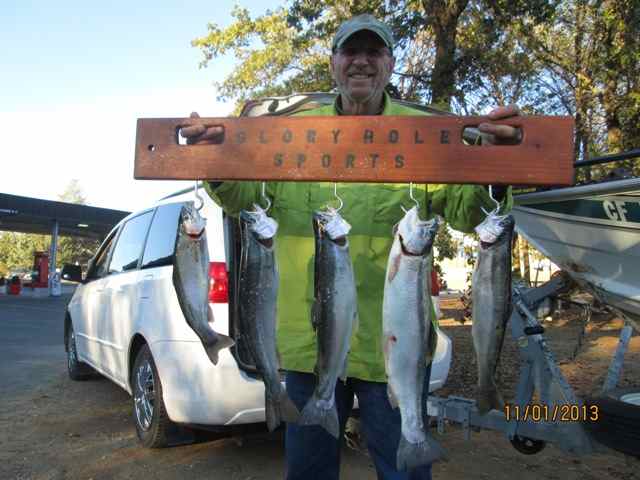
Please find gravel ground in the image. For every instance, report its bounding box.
[1,293,639,479]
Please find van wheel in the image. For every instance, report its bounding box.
[132,345,171,448]
[66,325,94,380]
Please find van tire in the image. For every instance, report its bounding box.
[66,324,94,381]
[132,345,171,448]
[586,387,640,458]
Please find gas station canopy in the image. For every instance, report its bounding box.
[0,193,130,241]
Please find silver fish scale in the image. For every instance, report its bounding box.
[383,233,434,442]
[312,221,358,400]
[173,204,216,345]
[173,202,234,366]
[383,208,445,469]
[472,213,515,414]
[238,209,299,431]
[239,212,280,395]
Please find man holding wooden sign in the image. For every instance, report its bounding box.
[182,13,520,480]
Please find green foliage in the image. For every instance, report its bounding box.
[192,6,331,108]
[433,225,458,263]
[0,232,48,277]
[56,180,100,269]
[58,179,87,204]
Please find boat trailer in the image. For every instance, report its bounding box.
[426,274,635,456]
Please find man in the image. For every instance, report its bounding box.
[182,14,518,479]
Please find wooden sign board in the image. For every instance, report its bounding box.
[134,116,574,186]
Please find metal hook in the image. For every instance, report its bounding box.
[194,181,204,211]
[261,182,271,212]
[333,183,344,212]
[409,182,420,211]
[488,185,501,212]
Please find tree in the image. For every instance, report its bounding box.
[0,232,49,276]
[192,1,556,111]
[512,0,640,173]
[58,178,87,204]
[57,180,100,268]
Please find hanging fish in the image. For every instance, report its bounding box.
[471,211,515,414]
[238,205,299,431]
[299,208,358,438]
[383,206,446,470]
[173,202,234,365]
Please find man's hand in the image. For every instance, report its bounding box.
[478,104,521,145]
[180,112,225,144]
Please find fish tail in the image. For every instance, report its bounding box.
[203,333,235,366]
[265,389,301,431]
[299,393,340,439]
[476,385,505,415]
[396,433,447,471]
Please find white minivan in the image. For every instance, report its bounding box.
[63,94,453,448]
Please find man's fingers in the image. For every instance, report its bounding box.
[180,124,206,138]
[180,124,225,144]
[487,104,520,120]
[478,123,521,141]
[199,125,225,141]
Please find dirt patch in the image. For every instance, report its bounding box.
[437,295,639,401]
[1,295,639,479]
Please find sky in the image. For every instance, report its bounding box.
[0,0,277,213]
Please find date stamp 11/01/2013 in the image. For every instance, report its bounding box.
[504,404,600,423]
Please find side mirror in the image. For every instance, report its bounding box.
[61,264,83,283]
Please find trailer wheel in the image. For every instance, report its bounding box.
[586,387,640,458]
[510,435,546,455]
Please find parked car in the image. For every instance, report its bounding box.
[63,94,453,448]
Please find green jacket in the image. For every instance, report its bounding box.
[206,93,512,382]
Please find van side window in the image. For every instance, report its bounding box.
[89,232,117,280]
[141,203,183,269]
[108,211,154,274]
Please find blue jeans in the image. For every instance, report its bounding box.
[284,367,433,480]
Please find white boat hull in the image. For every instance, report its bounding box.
[513,178,640,321]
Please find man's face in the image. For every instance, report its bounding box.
[330,30,395,107]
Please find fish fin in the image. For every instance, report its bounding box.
[265,389,300,431]
[265,391,280,432]
[203,333,235,366]
[422,376,432,428]
[311,299,320,332]
[387,384,399,409]
[396,433,447,471]
[476,386,505,415]
[299,393,340,439]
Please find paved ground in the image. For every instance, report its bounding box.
[0,294,67,398]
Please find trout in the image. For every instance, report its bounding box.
[173,202,234,365]
[239,206,299,431]
[299,208,358,438]
[383,206,446,470]
[471,212,515,414]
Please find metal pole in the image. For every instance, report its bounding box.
[49,220,59,295]
[573,149,640,168]
[602,325,633,393]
